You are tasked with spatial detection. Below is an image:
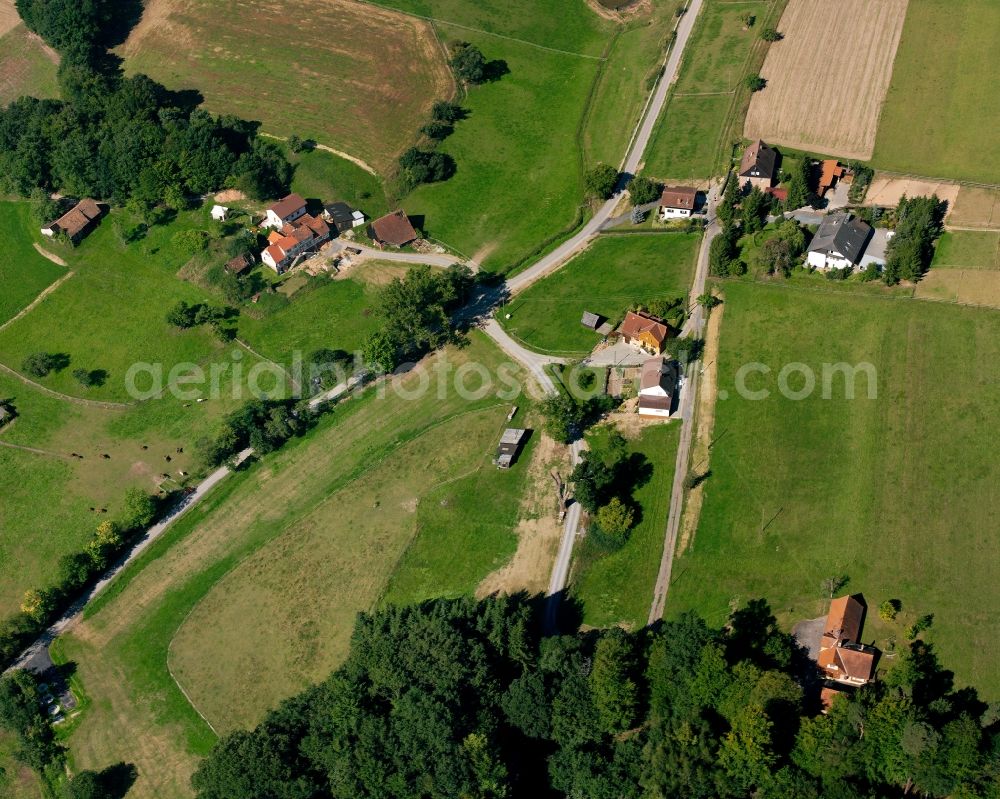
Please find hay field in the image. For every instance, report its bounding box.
[950,187,1000,229]
[0,0,20,37]
[168,406,509,732]
[119,0,453,173]
[0,24,59,105]
[743,0,907,160]
[668,281,1000,700]
[864,175,960,214]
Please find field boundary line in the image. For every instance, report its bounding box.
[234,338,302,394]
[876,170,1000,191]
[32,243,68,266]
[258,133,379,177]
[673,90,735,97]
[0,430,75,461]
[0,271,74,334]
[353,0,607,60]
[0,361,132,409]
[163,401,510,731]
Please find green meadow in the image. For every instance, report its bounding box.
[667,281,1000,699]
[645,0,776,179]
[0,202,68,325]
[501,232,699,354]
[873,0,1000,183]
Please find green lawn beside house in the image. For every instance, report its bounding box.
[501,233,699,354]
[0,202,69,326]
[666,280,1000,700]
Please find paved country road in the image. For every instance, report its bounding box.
[9,448,254,673]
[10,0,706,671]
[485,0,706,625]
[648,187,720,624]
[503,0,704,296]
[8,379,365,673]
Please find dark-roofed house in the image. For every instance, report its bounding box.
[658,186,698,220]
[581,311,602,330]
[41,198,103,243]
[263,193,308,229]
[739,139,777,191]
[225,252,256,275]
[817,595,878,689]
[496,428,528,468]
[324,202,366,234]
[807,212,873,270]
[638,357,677,418]
[620,310,673,355]
[370,210,418,248]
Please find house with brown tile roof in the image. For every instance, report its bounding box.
[658,186,698,220]
[41,198,103,243]
[260,213,331,273]
[370,210,418,248]
[818,160,846,197]
[619,311,673,355]
[817,595,878,688]
[263,193,307,230]
[739,139,777,191]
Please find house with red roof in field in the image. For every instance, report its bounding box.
[658,186,698,220]
[41,198,103,243]
[818,595,878,691]
[619,310,673,355]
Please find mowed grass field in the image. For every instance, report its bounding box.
[400,32,602,271]
[645,0,775,180]
[0,23,59,106]
[913,231,1000,307]
[873,0,1000,183]
[0,358,269,619]
[169,405,514,732]
[572,423,679,629]
[118,0,453,174]
[238,262,406,367]
[0,202,68,325]
[501,233,699,354]
[582,0,682,167]
[58,335,535,798]
[666,281,1000,699]
[372,0,613,56]
[0,206,229,402]
[743,0,907,161]
[287,147,389,221]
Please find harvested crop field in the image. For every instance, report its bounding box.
[0,24,59,105]
[0,0,20,37]
[118,0,453,174]
[950,187,1000,230]
[743,0,907,160]
[864,175,960,214]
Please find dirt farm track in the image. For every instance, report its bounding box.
[743,0,908,161]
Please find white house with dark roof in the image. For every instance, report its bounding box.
[807,213,875,271]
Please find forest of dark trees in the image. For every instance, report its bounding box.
[1,0,291,205]
[191,596,1000,799]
